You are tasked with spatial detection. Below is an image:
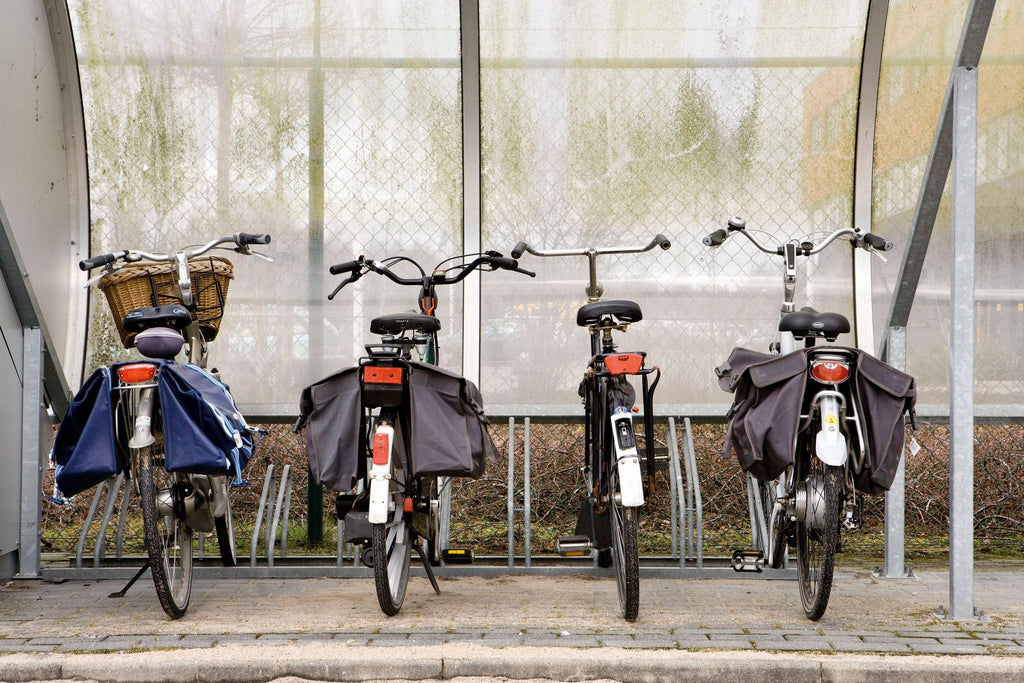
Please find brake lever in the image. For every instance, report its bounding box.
[514,266,536,277]
[327,271,362,300]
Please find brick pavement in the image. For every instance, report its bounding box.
[1,567,1023,680]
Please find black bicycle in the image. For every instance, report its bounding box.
[707,217,914,620]
[510,234,670,621]
[300,250,533,615]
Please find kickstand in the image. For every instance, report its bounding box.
[414,541,441,595]
[108,561,150,598]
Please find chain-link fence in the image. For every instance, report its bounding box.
[42,420,1024,566]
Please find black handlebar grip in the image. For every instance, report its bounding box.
[329,260,362,275]
[703,229,728,247]
[238,233,271,245]
[654,233,672,250]
[863,233,893,251]
[511,241,528,259]
[490,256,519,270]
[79,253,117,271]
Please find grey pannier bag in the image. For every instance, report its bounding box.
[717,346,916,493]
[405,361,498,478]
[297,360,498,492]
[297,366,363,492]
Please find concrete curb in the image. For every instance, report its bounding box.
[3,644,1024,682]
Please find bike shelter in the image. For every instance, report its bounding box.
[0,0,1017,625]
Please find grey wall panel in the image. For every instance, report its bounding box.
[0,0,89,391]
[0,277,23,580]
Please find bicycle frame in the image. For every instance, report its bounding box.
[707,217,892,620]
[324,250,532,615]
[510,233,669,621]
[79,232,270,618]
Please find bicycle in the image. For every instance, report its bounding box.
[509,234,671,621]
[55,232,271,618]
[706,217,915,620]
[298,250,534,616]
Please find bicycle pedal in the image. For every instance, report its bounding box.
[441,548,474,564]
[731,549,764,573]
[556,535,592,557]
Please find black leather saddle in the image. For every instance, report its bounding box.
[123,305,192,333]
[576,300,643,327]
[779,307,850,341]
[370,312,440,335]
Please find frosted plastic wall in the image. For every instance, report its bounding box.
[479,0,869,409]
[871,0,1024,407]
[72,1,462,407]
[72,1,886,411]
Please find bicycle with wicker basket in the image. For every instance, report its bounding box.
[53,233,271,618]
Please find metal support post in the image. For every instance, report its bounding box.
[18,327,44,578]
[506,417,515,570]
[881,326,911,578]
[946,65,977,621]
[524,417,532,569]
[460,0,482,386]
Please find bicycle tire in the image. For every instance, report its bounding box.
[795,457,841,621]
[138,446,193,619]
[214,497,236,567]
[371,421,412,616]
[610,471,640,621]
[761,478,787,569]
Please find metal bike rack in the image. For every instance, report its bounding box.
[251,463,293,567]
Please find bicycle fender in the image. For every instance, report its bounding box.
[368,424,394,524]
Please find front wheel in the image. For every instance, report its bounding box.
[795,459,841,621]
[138,447,193,619]
[610,472,640,621]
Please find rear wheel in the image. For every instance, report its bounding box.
[609,470,640,621]
[795,455,841,621]
[138,447,193,619]
[371,421,412,616]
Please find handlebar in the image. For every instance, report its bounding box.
[79,233,273,272]
[703,217,892,257]
[512,233,672,260]
[326,251,535,301]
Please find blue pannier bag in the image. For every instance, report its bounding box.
[53,367,122,497]
[154,362,255,477]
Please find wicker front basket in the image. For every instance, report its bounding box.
[97,256,234,348]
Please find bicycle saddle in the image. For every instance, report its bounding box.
[576,300,643,327]
[779,307,850,341]
[370,312,440,335]
[123,305,193,333]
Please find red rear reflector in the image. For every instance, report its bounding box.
[403,497,414,513]
[372,432,390,465]
[364,366,403,384]
[810,360,850,384]
[117,363,158,384]
[604,353,644,375]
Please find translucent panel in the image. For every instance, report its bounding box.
[872,0,1024,407]
[72,1,462,405]
[480,0,868,408]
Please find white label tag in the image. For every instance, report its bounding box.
[234,431,244,448]
[907,436,921,457]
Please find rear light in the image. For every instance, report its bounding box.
[372,431,390,465]
[116,363,158,384]
[603,353,644,375]
[810,359,850,384]
[363,366,403,384]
